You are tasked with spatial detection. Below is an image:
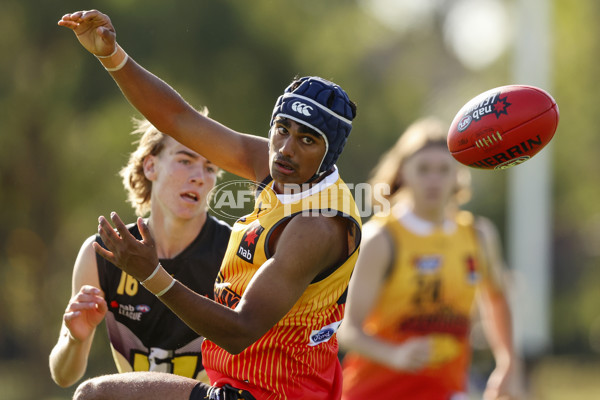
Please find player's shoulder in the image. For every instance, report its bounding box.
[205,214,232,246]
[455,209,475,226]
[207,213,232,232]
[463,213,501,249]
[79,234,100,260]
[471,214,498,235]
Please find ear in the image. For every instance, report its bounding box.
[143,155,157,181]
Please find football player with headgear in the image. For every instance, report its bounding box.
[59,9,361,400]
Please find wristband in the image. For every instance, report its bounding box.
[96,44,129,72]
[141,262,162,284]
[155,279,177,297]
[140,263,176,296]
[95,45,119,59]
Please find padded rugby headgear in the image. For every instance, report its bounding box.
[270,76,354,177]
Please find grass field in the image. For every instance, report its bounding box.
[2,355,600,399]
[528,356,600,399]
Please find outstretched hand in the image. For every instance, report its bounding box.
[57,10,117,57]
[93,212,159,282]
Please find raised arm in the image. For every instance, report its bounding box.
[94,212,347,354]
[49,236,107,387]
[57,10,270,181]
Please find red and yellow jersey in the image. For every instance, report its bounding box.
[203,169,362,400]
[342,209,490,400]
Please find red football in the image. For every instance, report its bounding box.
[447,85,559,170]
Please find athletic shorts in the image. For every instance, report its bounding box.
[189,382,256,400]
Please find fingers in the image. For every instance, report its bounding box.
[98,213,133,249]
[66,302,99,314]
[407,349,430,371]
[57,11,86,27]
[138,217,155,248]
[94,213,160,281]
[58,10,114,42]
[63,311,83,326]
[402,337,432,371]
[95,295,108,314]
[66,287,106,312]
[96,215,121,263]
[110,212,130,239]
[92,241,116,264]
[97,214,118,241]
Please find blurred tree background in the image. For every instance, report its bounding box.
[0,0,598,398]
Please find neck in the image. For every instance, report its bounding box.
[407,202,447,225]
[147,210,207,259]
[272,170,330,195]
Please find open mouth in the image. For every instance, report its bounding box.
[274,158,295,175]
[181,192,199,202]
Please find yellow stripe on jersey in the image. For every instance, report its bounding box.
[203,170,361,399]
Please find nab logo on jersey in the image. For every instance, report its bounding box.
[237,222,265,263]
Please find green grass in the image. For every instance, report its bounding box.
[2,355,600,399]
[529,356,600,400]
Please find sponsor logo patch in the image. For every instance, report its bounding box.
[110,302,150,322]
[414,256,442,274]
[308,320,342,346]
[236,222,265,263]
[466,256,480,284]
[291,101,313,116]
[458,91,511,132]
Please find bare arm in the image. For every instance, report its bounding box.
[338,222,430,371]
[94,212,347,354]
[475,217,523,399]
[57,10,270,181]
[49,236,107,387]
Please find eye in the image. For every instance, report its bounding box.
[416,164,429,175]
[178,158,191,165]
[301,136,315,145]
[206,165,217,174]
[275,125,289,136]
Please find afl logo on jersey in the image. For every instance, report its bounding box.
[136,304,151,313]
[237,222,265,263]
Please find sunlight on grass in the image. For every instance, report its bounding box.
[530,356,600,400]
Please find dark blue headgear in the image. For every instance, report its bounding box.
[270,76,354,177]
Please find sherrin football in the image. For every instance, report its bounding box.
[447,85,559,170]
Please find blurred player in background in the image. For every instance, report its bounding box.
[49,116,231,387]
[338,117,522,399]
[57,9,361,400]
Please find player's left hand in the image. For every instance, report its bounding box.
[483,362,524,400]
[93,212,159,282]
[57,10,117,57]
